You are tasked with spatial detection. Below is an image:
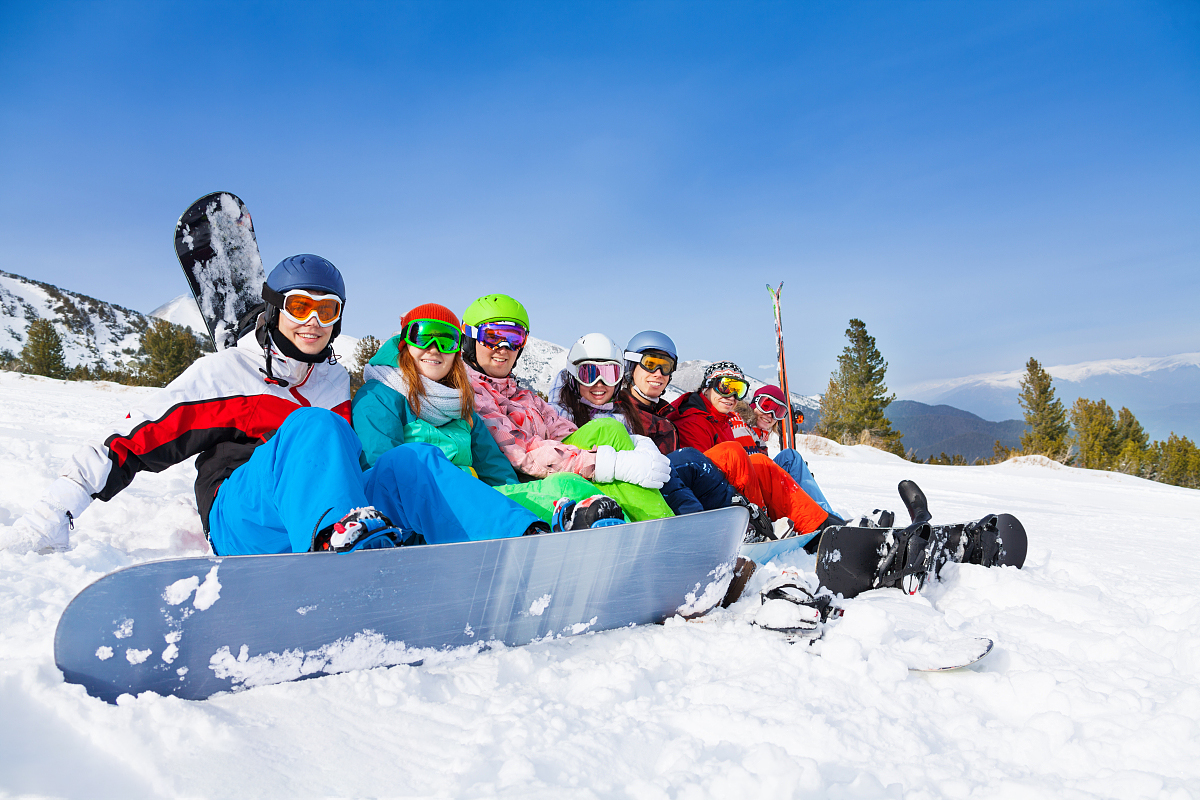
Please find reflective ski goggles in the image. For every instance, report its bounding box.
[464,321,528,351]
[752,394,788,420]
[624,350,676,376]
[402,319,463,354]
[708,376,749,400]
[573,360,623,387]
[280,290,343,327]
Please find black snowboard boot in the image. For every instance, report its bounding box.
[522,521,552,536]
[731,494,774,543]
[551,495,626,531]
[898,480,932,525]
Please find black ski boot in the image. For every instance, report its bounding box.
[731,494,774,543]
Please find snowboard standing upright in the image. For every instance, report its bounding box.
[173,192,267,350]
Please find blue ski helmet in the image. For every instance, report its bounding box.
[265,254,346,302]
[625,330,677,361]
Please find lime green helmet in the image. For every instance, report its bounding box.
[462,294,530,331]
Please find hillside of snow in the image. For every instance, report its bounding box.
[1,372,1198,798]
[0,270,147,369]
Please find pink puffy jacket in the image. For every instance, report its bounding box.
[466,365,598,479]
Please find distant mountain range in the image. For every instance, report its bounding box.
[884,401,1025,463]
[897,354,1200,442]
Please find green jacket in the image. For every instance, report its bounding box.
[352,378,520,487]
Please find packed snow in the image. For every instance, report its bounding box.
[1,372,1199,799]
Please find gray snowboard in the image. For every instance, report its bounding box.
[55,507,747,703]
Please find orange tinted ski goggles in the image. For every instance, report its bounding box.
[708,376,749,400]
[280,290,343,327]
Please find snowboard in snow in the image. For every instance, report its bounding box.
[816,513,1027,600]
[739,533,817,566]
[693,586,995,672]
[834,589,995,671]
[55,507,747,703]
[173,191,266,350]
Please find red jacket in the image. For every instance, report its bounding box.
[666,392,735,452]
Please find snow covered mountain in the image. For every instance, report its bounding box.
[0,270,148,370]
[898,353,1200,442]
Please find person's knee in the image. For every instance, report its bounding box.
[375,441,450,473]
[277,406,352,440]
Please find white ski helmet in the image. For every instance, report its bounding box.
[567,333,623,364]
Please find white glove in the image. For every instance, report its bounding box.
[0,478,92,554]
[593,444,671,489]
[630,434,657,453]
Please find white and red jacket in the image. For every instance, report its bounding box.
[60,324,350,531]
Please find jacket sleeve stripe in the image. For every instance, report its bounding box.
[104,394,304,468]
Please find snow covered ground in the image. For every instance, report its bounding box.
[1,372,1198,799]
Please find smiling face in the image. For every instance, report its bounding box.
[475,340,516,379]
[276,312,333,355]
[753,406,777,430]
[704,386,737,415]
[409,343,455,382]
[632,363,669,400]
[580,379,617,405]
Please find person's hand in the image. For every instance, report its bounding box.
[0,478,91,554]
[612,446,671,489]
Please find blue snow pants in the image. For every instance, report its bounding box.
[773,448,833,515]
[661,448,737,516]
[209,407,538,555]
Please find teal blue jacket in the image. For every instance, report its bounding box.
[352,379,520,487]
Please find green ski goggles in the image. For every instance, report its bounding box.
[402,319,463,354]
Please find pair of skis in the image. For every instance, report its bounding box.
[766,282,798,450]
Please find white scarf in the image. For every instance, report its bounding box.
[363,364,464,426]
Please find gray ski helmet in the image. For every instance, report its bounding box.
[265,254,346,302]
[625,330,677,361]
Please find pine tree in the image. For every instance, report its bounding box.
[1017,357,1069,460]
[349,335,381,396]
[1070,397,1117,470]
[20,318,67,379]
[814,372,848,441]
[1112,407,1149,475]
[815,319,903,455]
[138,319,204,387]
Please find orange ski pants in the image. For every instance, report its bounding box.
[703,441,829,533]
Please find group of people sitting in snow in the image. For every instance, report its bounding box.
[2,254,847,562]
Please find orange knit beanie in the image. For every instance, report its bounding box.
[401,303,461,330]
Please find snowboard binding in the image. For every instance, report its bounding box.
[754,572,843,641]
[312,507,406,553]
[871,482,1024,594]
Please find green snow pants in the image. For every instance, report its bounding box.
[495,417,675,523]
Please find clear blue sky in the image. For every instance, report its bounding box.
[1,1,1197,395]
